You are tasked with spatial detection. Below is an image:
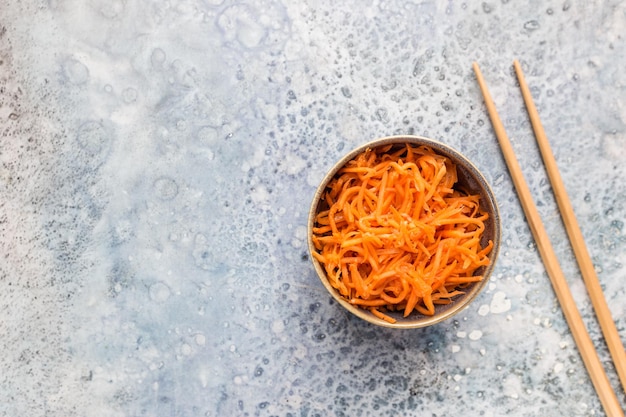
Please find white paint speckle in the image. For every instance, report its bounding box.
[293,344,307,360]
[451,344,461,353]
[284,153,307,175]
[291,238,303,249]
[181,343,192,356]
[294,225,307,240]
[490,291,511,314]
[502,374,522,399]
[271,319,285,334]
[554,362,564,374]
[250,185,270,203]
[477,304,490,316]
[195,334,206,346]
[307,168,325,188]
[468,330,483,341]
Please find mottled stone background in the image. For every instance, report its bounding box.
[1,0,625,416]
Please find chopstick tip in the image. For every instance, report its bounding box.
[472,62,483,80]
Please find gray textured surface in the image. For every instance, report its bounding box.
[1,1,625,416]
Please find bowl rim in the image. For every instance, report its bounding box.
[307,135,501,329]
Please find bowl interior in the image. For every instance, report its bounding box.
[308,135,501,329]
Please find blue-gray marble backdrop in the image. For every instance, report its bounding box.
[1,1,625,416]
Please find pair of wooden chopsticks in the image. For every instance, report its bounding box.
[473,61,625,417]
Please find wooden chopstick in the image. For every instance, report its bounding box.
[472,62,624,417]
[513,59,626,394]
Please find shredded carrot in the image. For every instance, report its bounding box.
[369,307,397,324]
[312,144,493,323]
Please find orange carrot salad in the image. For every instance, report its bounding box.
[311,144,493,323]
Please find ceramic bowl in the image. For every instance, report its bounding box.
[307,135,501,328]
